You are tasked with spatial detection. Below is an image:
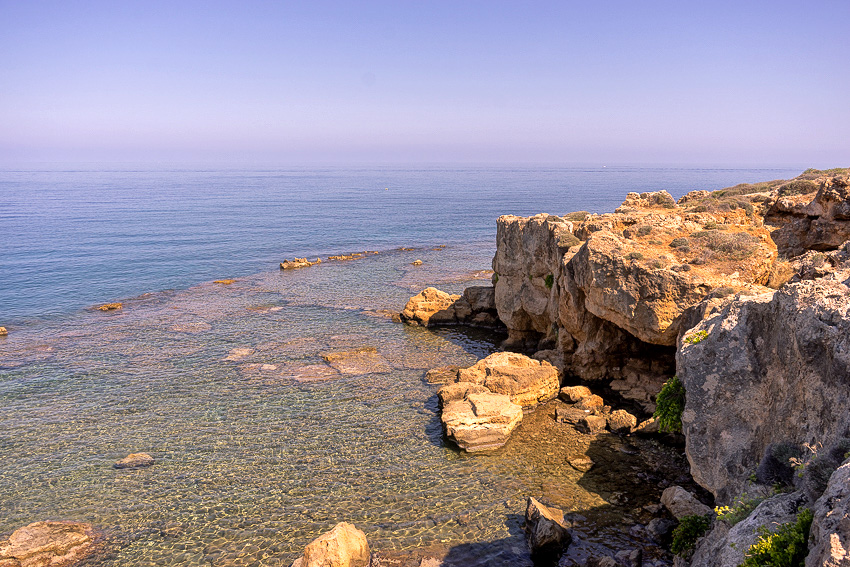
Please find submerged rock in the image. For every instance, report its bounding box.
[114,452,154,469]
[0,521,100,567]
[456,351,560,408]
[525,497,571,562]
[439,387,523,452]
[321,347,391,375]
[290,522,371,567]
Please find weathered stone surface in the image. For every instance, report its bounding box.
[0,521,99,567]
[808,460,850,567]
[291,522,370,567]
[97,302,122,311]
[660,486,712,520]
[678,271,850,503]
[424,365,460,385]
[525,497,571,561]
[456,352,559,407]
[690,491,806,567]
[400,287,461,327]
[579,415,607,434]
[224,347,254,361]
[559,385,592,403]
[607,409,637,434]
[437,382,490,406]
[0,327,8,336]
[321,347,392,375]
[575,394,603,412]
[567,456,594,472]
[440,390,523,452]
[114,452,154,469]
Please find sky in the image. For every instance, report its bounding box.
[1,1,848,166]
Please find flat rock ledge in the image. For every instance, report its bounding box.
[0,521,100,567]
[457,351,560,407]
[439,383,523,452]
[290,522,371,567]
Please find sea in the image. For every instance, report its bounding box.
[0,165,803,566]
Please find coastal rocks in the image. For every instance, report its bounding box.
[399,287,460,327]
[0,327,6,336]
[689,491,806,567]
[439,386,523,452]
[808,460,850,567]
[280,258,321,270]
[0,521,100,567]
[97,302,122,311]
[607,410,637,434]
[660,486,712,519]
[456,352,560,407]
[677,270,850,503]
[224,347,255,361]
[213,279,235,285]
[524,497,571,562]
[399,286,502,328]
[559,385,592,403]
[290,522,371,567]
[321,348,391,375]
[425,365,461,384]
[114,452,154,469]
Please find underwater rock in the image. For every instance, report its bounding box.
[114,453,154,469]
[290,522,371,567]
[0,521,100,567]
[321,347,392,375]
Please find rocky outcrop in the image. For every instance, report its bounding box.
[678,270,850,503]
[280,258,321,269]
[0,521,100,567]
[524,497,571,562]
[689,491,806,567]
[439,383,523,452]
[0,327,7,336]
[114,452,154,469]
[808,460,850,567]
[290,522,371,567]
[455,352,559,407]
[399,286,502,328]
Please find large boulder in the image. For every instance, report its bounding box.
[439,388,523,452]
[808,460,850,567]
[525,497,571,562]
[291,522,370,567]
[0,521,100,567]
[456,351,560,407]
[678,270,850,503]
[399,287,461,327]
[660,486,712,520]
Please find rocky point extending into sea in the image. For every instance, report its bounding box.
[4,168,849,567]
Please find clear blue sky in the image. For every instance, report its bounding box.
[1,1,848,165]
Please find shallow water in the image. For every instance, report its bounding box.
[0,244,688,566]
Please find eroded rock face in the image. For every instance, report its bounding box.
[660,486,712,520]
[0,521,100,567]
[399,286,503,328]
[291,522,370,567]
[678,271,850,503]
[808,460,850,567]
[439,387,523,452]
[399,287,460,327]
[456,352,560,407]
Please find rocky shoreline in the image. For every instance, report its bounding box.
[4,168,849,567]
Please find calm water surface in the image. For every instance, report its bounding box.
[0,165,803,565]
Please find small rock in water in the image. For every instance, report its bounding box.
[568,456,595,472]
[97,302,122,311]
[0,521,100,567]
[0,326,7,336]
[213,279,235,284]
[224,347,255,361]
[412,259,423,265]
[114,452,155,469]
[425,365,460,384]
[607,409,637,433]
[525,497,571,563]
[580,415,607,434]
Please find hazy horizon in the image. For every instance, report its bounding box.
[2,1,848,167]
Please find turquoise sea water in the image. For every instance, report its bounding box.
[0,165,803,566]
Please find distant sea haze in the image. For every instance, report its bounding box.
[0,165,803,324]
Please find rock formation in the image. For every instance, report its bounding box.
[0,521,100,567]
[808,460,850,567]
[438,382,523,452]
[290,522,371,567]
[455,351,559,407]
[399,286,502,328]
[524,497,571,562]
[280,258,321,269]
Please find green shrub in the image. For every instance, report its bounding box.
[637,225,653,236]
[626,251,644,261]
[692,231,760,260]
[558,232,581,248]
[654,376,685,433]
[684,330,708,345]
[671,514,712,556]
[544,274,554,289]
[670,237,690,248]
[565,211,590,221]
[741,509,812,567]
[493,273,499,284]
